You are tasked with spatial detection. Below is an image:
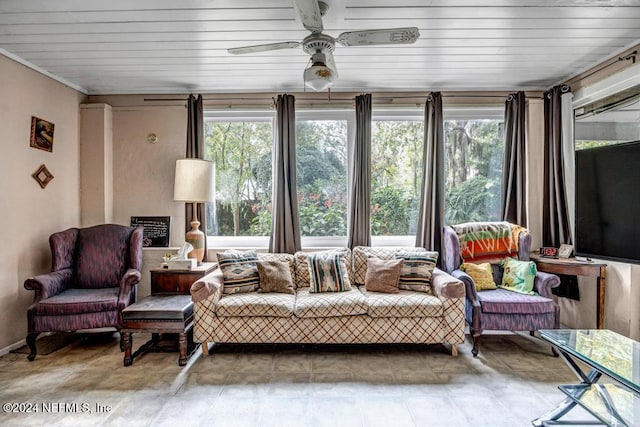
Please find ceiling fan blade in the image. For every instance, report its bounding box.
[292,0,323,34]
[336,27,420,47]
[227,41,301,55]
[324,50,338,78]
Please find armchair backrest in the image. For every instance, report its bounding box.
[49,224,143,289]
[442,222,531,272]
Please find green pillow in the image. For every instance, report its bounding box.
[500,257,536,295]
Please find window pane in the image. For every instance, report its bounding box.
[204,120,273,236]
[444,119,504,224]
[296,120,348,237]
[371,120,424,235]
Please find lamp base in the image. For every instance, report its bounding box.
[185,220,205,265]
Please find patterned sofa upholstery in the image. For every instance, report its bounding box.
[24,224,143,361]
[190,247,466,356]
[442,223,561,357]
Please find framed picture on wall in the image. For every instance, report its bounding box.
[30,116,55,152]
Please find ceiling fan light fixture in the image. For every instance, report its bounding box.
[303,51,334,91]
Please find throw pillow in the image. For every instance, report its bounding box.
[307,252,351,293]
[460,262,497,291]
[500,257,537,295]
[395,250,438,293]
[364,258,403,293]
[294,248,351,288]
[256,260,295,294]
[216,250,260,295]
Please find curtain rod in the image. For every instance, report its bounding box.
[144,93,541,102]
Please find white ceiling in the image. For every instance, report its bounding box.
[1,0,640,95]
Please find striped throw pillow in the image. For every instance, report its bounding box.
[217,250,260,295]
[395,250,438,293]
[307,252,351,293]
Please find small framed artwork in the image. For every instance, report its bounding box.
[30,116,55,152]
[32,164,54,189]
[558,244,574,259]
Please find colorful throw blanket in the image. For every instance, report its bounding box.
[452,221,527,264]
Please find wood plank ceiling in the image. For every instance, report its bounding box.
[1,0,640,95]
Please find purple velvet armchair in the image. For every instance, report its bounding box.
[442,224,561,357]
[24,224,143,361]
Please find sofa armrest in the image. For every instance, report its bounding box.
[24,268,73,302]
[191,269,224,304]
[534,271,561,299]
[431,268,465,299]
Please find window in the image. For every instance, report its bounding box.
[204,112,273,241]
[444,108,505,224]
[296,111,351,244]
[203,106,504,247]
[371,112,424,238]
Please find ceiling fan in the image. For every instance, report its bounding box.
[227,0,420,91]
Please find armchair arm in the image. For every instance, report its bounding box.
[450,269,479,304]
[190,269,223,304]
[534,271,561,299]
[24,269,73,302]
[431,268,465,300]
[117,268,142,310]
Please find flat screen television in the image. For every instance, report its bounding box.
[575,140,640,264]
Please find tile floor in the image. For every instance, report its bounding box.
[0,332,593,427]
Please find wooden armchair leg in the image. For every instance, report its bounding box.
[470,328,480,357]
[201,342,210,356]
[26,332,40,361]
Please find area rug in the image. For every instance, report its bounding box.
[11,333,78,356]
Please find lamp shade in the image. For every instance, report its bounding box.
[304,64,334,91]
[173,158,215,203]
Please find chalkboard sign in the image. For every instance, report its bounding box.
[130,216,171,247]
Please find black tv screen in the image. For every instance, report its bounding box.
[575,140,640,264]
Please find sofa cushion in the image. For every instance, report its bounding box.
[216,292,295,317]
[352,246,426,285]
[257,260,295,294]
[364,258,403,293]
[257,252,295,280]
[76,224,132,289]
[308,252,351,293]
[478,288,556,314]
[294,248,351,288]
[217,250,260,295]
[294,287,367,318]
[359,286,444,318]
[395,250,438,293]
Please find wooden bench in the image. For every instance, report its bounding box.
[121,294,194,366]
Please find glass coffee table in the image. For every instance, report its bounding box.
[533,329,640,426]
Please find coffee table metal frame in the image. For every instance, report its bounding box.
[533,329,640,427]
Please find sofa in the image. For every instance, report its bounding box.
[189,247,466,356]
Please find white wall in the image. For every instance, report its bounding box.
[0,54,85,350]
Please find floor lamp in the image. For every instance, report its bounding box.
[173,158,215,264]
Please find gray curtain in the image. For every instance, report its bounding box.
[269,94,301,254]
[348,94,372,249]
[501,91,527,226]
[543,85,572,246]
[185,94,208,261]
[416,92,445,264]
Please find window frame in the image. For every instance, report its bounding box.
[203,106,505,249]
[204,110,275,248]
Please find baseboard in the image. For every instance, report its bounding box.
[0,338,27,356]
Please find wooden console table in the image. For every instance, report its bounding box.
[530,254,607,329]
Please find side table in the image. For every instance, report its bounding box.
[530,254,607,329]
[150,262,217,294]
